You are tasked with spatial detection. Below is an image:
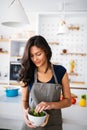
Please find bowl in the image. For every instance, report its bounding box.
[5,87,19,97]
[28,110,47,127]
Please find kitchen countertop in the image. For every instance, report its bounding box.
[62,104,87,126]
[0,95,87,125]
[0,87,23,119]
[0,88,87,127]
[0,93,21,103]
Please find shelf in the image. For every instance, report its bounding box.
[70,87,87,90]
[70,81,87,89]
[0,38,10,42]
[68,72,78,76]
[11,56,22,58]
[48,42,59,45]
[0,51,9,54]
[0,82,8,85]
[70,81,85,84]
[9,81,21,86]
[61,52,87,56]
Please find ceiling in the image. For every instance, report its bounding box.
[20,0,87,12]
[0,0,87,38]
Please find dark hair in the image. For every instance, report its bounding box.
[18,35,52,86]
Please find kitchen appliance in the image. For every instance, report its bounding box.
[10,62,21,81]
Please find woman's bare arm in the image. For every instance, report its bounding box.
[21,85,29,110]
[52,72,72,109]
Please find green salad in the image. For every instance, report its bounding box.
[29,108,46,117]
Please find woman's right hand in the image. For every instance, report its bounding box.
[23,108,36,128]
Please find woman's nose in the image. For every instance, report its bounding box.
[33,56,37,61]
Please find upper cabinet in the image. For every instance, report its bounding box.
[0,38,10,54]
[10,40,27,61]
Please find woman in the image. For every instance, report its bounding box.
[19,35,71,130]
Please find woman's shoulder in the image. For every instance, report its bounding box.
[52,64,67,84]
[53,64,67,79]
[53,64,66,72]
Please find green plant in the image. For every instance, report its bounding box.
[81,94,86,100]
[29,108,46,117]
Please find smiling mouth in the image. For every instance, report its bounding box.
[35,61,41,65]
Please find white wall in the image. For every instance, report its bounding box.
[37,13,87,88]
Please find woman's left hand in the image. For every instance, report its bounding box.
[40,114,49,127]
[35,101,52,113]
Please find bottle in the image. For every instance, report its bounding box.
[79,94,86,107]
[70,60,75,73]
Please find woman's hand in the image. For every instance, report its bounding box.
[40,114,49,127]
[23,108,36,128]
[35,101,53,113]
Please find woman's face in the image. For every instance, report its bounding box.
[30,46,47,67]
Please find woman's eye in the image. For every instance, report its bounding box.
[30,55,33,58]
[37,53,41,56]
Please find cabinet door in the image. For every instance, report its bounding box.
[63,124,87,130]
[0,39,10,85]
[10,40,26,62]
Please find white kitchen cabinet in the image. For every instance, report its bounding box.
[10,40,26,60]
[0,38,10,85]
[0,38,27,86]
[62,104,87,130]
[63,124,87,130]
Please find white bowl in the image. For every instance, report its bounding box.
[28,110,47,127]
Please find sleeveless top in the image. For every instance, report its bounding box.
[29,64,66,90]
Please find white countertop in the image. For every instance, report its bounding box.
[0,88,87,126]
[62,104,87,126]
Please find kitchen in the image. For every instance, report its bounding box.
[0,0,87,130]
